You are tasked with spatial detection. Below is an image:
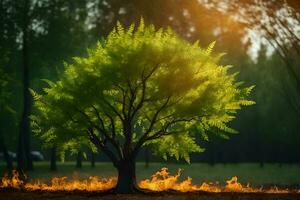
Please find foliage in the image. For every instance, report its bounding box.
[31,21,254,163]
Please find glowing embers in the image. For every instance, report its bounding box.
[0,168,297,193]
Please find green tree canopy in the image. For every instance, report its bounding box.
[31,21,254,192]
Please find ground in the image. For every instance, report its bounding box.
[0,189,300,200]
[1,162,300,187]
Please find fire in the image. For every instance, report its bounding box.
[0,168,298,193]
[139,168,293,193]
[140,168,294,193]
[1,170,116,191]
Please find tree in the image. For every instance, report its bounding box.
[17,0,33,171]
[0,68,14,169]
[50,146,57,171]
[31,21,254,193]
[15,0,90,171]
[76,151,83,168]
[90,151,95,168]
[199,0,300,116]
[0,0,20,170]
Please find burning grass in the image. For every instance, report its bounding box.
[1,167,299,193]
[1,170,116,191]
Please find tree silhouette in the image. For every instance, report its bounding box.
[31,21,254,193]
[0,69,14,169]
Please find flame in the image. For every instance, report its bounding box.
[1,170,25,188]
[1,170,116,191]
[139,168,296,193]
[0,168,298,193]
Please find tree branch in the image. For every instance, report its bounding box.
[101,97,124,122]
[90,104,123,158]
[87,128,119,167]
[130,63,161,119]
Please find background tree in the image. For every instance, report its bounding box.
[76,151,83,169]
[0,69,14,169]
[90,150,96,168]
[17,0,33,171]
[0,0,20,168]
[49,146,57,171]
[199,0,300,116]
[1,0,94,171]
[31,22,254,193]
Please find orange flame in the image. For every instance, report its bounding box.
[1,170,116,191]
[0,168,297,193]
[139,168,293,193]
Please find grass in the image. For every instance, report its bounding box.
[1,162,300,186]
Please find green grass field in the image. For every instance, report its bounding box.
[1,162,300,187]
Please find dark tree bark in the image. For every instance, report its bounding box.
[0,135,13,169]
[50,147,57,171]
[208,142,215,166]
[17,132,26,170]
[17,0,33,171]
[90,152,95,168]
[3,145,13,170]
[144,147,150,168]
[76,151,82,168]
[115,158,138,193]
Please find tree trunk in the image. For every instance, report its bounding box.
[2,142,13,169]
[17,132,26,170]
[0,130,13,169]
[3,146,13,169]
[50,147,57,171]
[17,0,33,171]
[76,151,82,168]
[90,152,95,168]
[144,147,150,168]
[115,158,138,193]
[208,142,215,166]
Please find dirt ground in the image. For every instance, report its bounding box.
[1,189,300,200]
